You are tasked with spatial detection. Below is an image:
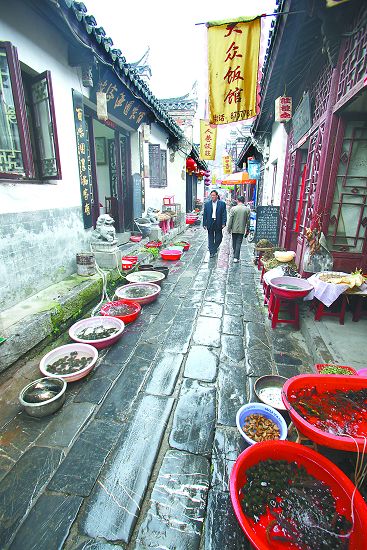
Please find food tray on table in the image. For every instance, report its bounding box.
[282,374,367,451]
[230,440,367,550]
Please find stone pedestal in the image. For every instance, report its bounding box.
[91,242,121,270]
[149,226,162,241]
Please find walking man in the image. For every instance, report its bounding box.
[227,196,250,263]
[203,190,227,258]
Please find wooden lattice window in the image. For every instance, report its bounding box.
[0,41,61,180]
[149,144,167,188]
[337,9,367,101]
[310,64,333,123]
[328,121,367,254]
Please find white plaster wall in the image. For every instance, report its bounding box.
[0,0,82,214]
[260,122,288,206]
[144,123,186,213]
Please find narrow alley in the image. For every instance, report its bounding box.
[0,227,316,550]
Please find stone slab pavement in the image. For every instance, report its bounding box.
[1,225,360,549]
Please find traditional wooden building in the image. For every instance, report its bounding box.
[249,0,367,273]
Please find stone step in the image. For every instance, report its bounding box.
[136,449,210,549]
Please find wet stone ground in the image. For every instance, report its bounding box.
[0,228,314,550]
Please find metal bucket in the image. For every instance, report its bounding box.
[76,253,96,276]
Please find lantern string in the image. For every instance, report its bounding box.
[195,11,307,26]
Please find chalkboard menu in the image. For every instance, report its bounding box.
[132,173,143,219]
[255,206,280,245]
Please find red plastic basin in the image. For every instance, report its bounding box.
[315,363,358,376]
[121,260,134,270]
[122,255,138,265]
[282,374,367,451]
[269,276,313,300]
[130,235,142,242]
[145,241,162,248]
[230,440,367,550]
[100,299,141,324]
[160,249,182,261]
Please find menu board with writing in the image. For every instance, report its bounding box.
[255,206,280,245]
[72,90,93,229]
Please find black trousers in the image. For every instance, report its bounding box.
[207,223,223,255]
[232,233,244,260]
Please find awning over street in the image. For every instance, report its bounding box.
[221,171,256,185]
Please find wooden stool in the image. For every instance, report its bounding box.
[260,265,266,284]
[268,289,300,330]
[263,280,270,306]
[314,296,347,325]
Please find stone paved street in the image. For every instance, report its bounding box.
[0,227,315,549]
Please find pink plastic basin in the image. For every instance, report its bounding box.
[115,282,161,305]
[160,249,182,261]
[230,440,367,550]
[269,276,313,300]
[69,316,125,349]
[40,343,98,382]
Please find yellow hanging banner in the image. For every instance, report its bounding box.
[208,17,261,125]
[222,155,232,174]
[200,120,217,160]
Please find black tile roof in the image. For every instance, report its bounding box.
[60,0,184,140]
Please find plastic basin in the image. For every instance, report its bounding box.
[269,276,313,299]
[160,249,182,261]
[40,343,98,382]
[230,440,367,550]
[145,241,162,248]
[121,260,134,270]
[114,282,161,305]
[315,363,358,375]
[126,270,165,286]
[282,374,367,451]
[100,299,141,324]
[69,316,125,349]
[186,219,196,225]
[121,255,138,265]
[236,402,287,445]
[130,235,142,242]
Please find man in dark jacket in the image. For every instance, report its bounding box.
[203,190,227,257]
[227,196,250,263]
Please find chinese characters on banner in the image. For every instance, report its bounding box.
[208,17,261,125]
[200,120,217,160]
[275,96,292,122]
[72,90,93,229]
[92,71,148,130]
[222,155,232,174]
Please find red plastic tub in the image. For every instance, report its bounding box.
[145,241,162,249]
[100,299,141,324]
[122,255,138,265]
[315,363,358,376]
[130,235,142,243]
[282,374,367,451]
[269,276,313,300]
[160,249,182,261]
[230,440,367,550]
[121,260,134,270]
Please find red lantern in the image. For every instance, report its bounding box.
[186,157,196,174]
[198,170,205,180]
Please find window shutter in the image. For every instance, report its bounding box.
[160,149,167,187]
[149,143,161,187]
[30,71,61,179]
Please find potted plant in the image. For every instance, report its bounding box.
[138,246,160,270]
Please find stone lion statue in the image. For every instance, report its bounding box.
[91,214,117,244]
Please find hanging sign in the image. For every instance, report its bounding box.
[223,155,232,174]
[292,92,312,144]
[208,16,261,125]
[275,96,292,123]
[92,71,149,129]
[247,159,261,179]
[199,120,217,160]
[72,90,93,229]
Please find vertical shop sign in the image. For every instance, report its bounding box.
[200,119,217,160]
[223,155,232,174]
[208,16,261,125]
[72,90,93,229]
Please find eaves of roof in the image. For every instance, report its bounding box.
[191,145,207,170]
[56,0,184,141]
[237,137,254,166]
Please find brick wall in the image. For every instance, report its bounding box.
[0,207,90,311]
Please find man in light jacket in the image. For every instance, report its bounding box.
[227,196,250,263]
